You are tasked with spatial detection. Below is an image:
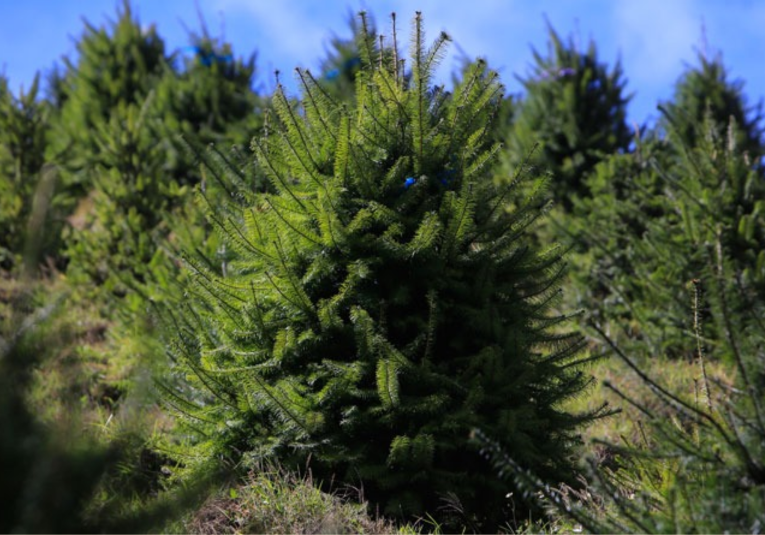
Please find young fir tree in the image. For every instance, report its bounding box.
[553,54,765,362]
[478,227,765,533]
[62,5,265,303]
[477,80,765,531]
[0,74,50,271]
[316,11,373,103]
[154,26,264,161]
[48,1,166,201]
[162,12,602,530]
[63,95,185,299]
[661,51,764,161]
[504,24,631,209]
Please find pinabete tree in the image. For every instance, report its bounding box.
[59,3,265,303]
[162,12,602,530]
[661,51,764,161]
[555,51,765,363]
[0,74,50,271]
[504,23,632,209]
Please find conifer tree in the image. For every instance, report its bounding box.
[63,95,183,299]
[61,4,265,302]
[48,0,166,200]
[0,74,51,271]
[162,12,601,530]
[504,24,631,208]
[316,12,372,103]
[478,233,765,533]
[662,51,764,160]
[555,87,765,362]
[477,91,765,532]
[154,27,264,159]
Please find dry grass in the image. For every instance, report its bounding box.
[181,466,402,535]
[568,343,736,453]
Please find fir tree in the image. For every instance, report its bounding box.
[316,11,379,104]
[477,101,765,534]
[162,12,601,530]
[478,230,765,533]
[63,95,183,299]
[154,25,265,159]
[61,4,265,303]
[48,0,166,200]
[662,51,764,161]
[0,74,51,271]
[555,100,765,363]
[504,23,631,209]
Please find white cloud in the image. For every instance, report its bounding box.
[200,0,764,124]
[210,0,339,73]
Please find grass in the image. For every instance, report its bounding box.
[177,465,404,534]
[568,342,735,448]
[3,268,746,533]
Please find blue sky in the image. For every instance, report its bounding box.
[2,0,764,127]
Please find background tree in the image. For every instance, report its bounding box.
[0,74,50,271]
[62,96,183,300]
[661,51,764,161]
[475,56,765,529]
[160,12,603,531]
[552,49,765,363]
[154,24,265,165]
[48,1,166,201]
[60,3,266,304]
[478,222,765,533]
[315,11,377,103]
[504,23,632,209]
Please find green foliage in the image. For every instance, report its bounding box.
[476,58,765,531]
[63,95,185,300]
[59,3,265,304]
[0,279,230,533]
[162,12,600,531]
[662,52,764,160]
[0,286,144,532]
[556,108,765,363]
[49,0,166,199]
[504,23,631,208]
[479,240,765,533]
[0,74,51,270]
[315,11,370,103]
[154,28,265,164]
